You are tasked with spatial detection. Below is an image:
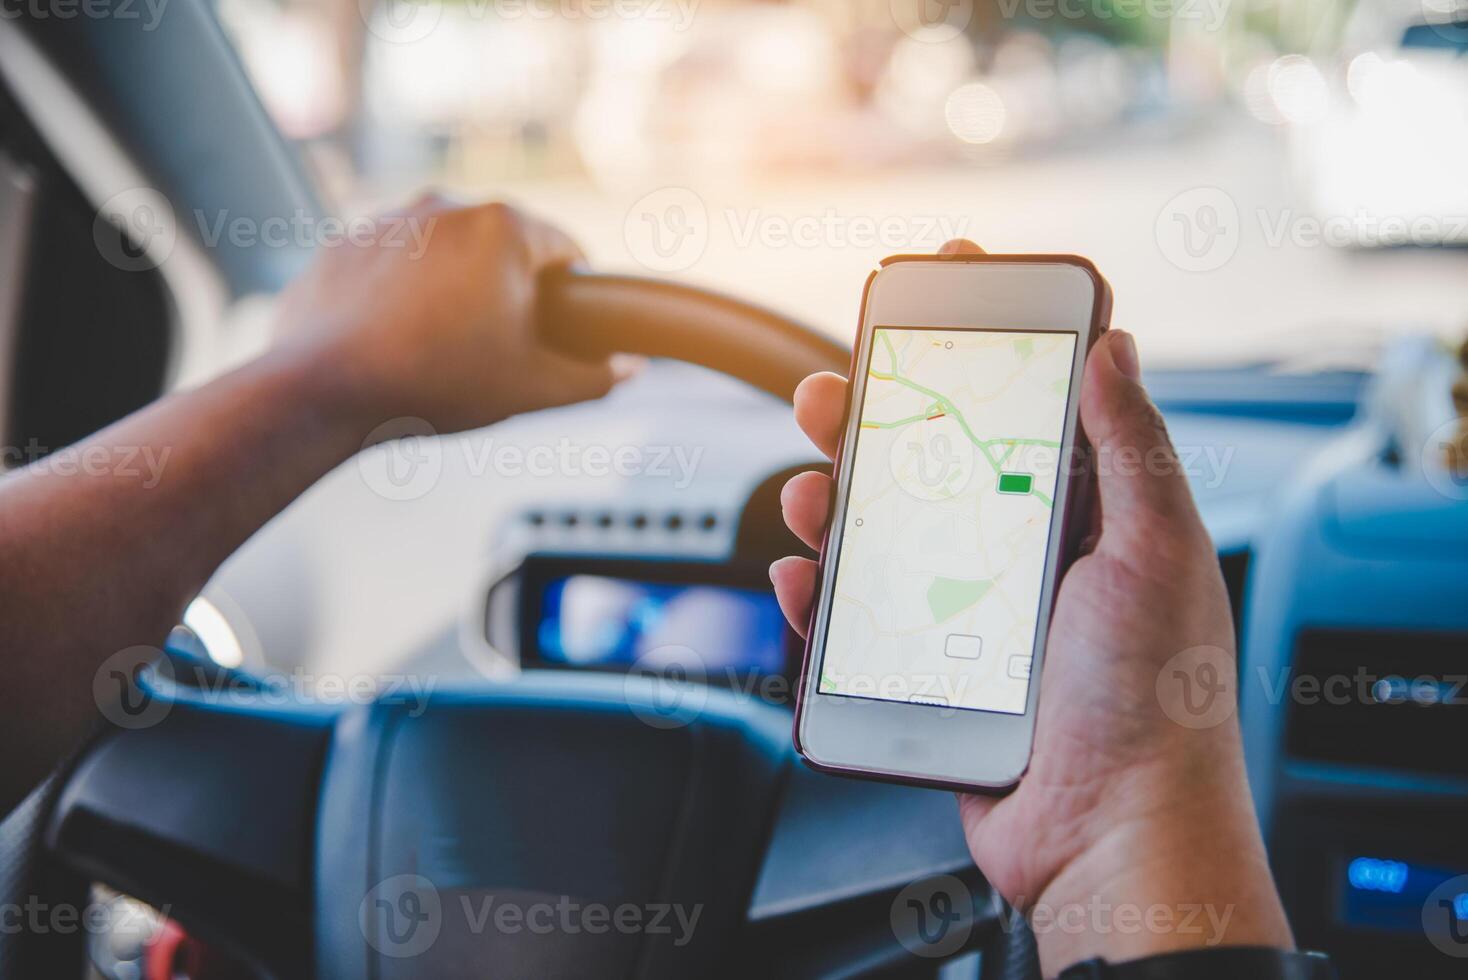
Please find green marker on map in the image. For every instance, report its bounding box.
[997,472,1034,495]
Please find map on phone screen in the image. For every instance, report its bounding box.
[820,326,1079,714]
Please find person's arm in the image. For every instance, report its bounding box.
[0,197,625,811]
[770,240,1294,973]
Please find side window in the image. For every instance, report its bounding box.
[0,77,171,465]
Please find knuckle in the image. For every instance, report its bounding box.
[474,202,532,262]
[1140,400,1174,450]
[476,200,521,232]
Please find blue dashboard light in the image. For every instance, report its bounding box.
[1341,856,1468,933]
[1347,857,1409,894]
[537,575,786,674]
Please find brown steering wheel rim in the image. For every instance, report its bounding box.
[538,268,850,401]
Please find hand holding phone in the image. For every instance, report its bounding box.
[792,250,1110,790]
[771,242,1293,971]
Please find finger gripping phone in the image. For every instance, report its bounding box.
[793,253,1111,793]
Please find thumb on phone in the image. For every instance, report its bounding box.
[1080,331,1208,561]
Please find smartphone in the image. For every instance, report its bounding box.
[793,253,1112,792]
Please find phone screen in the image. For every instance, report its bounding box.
[818,326,1079,714]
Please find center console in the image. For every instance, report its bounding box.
[1241,339,1468,976]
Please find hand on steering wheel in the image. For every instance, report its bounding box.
[274,195,638,436]
[769,240,1295,972]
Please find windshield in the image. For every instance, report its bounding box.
[216,0,1468,366]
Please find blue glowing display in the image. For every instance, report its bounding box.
[538,574,786,674]
[1341,855,1468,933]
[1347,857,1408,894]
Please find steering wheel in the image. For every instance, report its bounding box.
[17,271,1037,979]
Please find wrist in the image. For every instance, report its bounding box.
[1028,767,1293,974]
[245,342,385,458]
[268,325,406,441]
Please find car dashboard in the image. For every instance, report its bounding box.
[474,342,1468,977]
[204,338,1466,978]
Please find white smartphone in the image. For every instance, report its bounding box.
[793,253,1112,792]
